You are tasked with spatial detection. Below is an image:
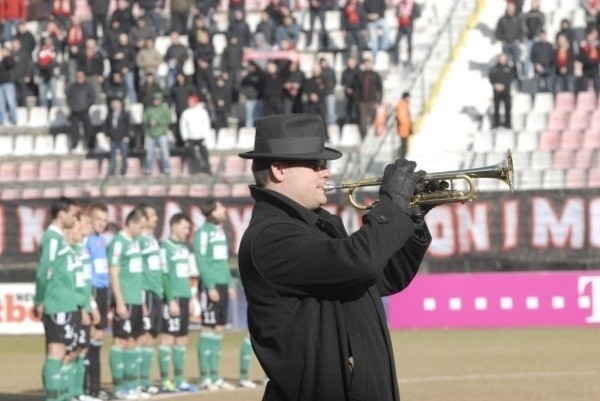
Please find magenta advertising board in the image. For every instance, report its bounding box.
[388,271,600,329]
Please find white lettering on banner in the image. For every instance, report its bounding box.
[17,206,46,253]
[589,198,600,248]
[426,206,455,257]
[457,203,490,254]
[578,276,600,323]
[532,198,585,249]
[502,199,519,251]
[227,206,252,255]
[0,283,43,335]
[0,205,4,255]
[160,201,184,241]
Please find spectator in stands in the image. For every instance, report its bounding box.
[228,0,245,24]
[194,0,219,35]
[341,0,367,61]
[66,70,95,151]
[282,59,305,114]
[227,10,252,48]
[193,29,216,94]
[103,19,122,55]
[51,0,74,31]
[136,0,165,35]
[0,0,27,43]
[165,31,189,88]
[256,59,286,116]
[0,44,17,125]
[212,74,231,130]
[188,14,211,54]
[112,0,136,33]
[139,72,163,108]
[556,18,576,50]
[170,0,193,34]
[110,32,138,104]
[495,2,523,79]
[254,11,276,46]
[169,72,198,148]
[179,94,212,174]
[12,38,34,107]
[87,0,109,39]
[530,30,554,94]
[275,15,301,49]
[240,62,262,127]
[319,57,337,125]
[554,33,575,93]
[304,63,328,133]
[136,38,163,79]
[305,0,326,49]
[143,91,172,175]
[65,15,88,83]
[44,18,66,55]
[77,39,105,104]
[395,91,411,159]
[489,52,515,129]
[393,0,416,67]
[104,71,128,108]
[364,0,390,57]
[37,36,61,108]
[220,35,244,102]
[105,98,132,176]
[522,0,545,78]
[264,0,290,27]
[14,21,36,56]
[356,57,382,138]
[129,16,154,53]
[582,0,600,29]
[576,27,600,93]
[342,55,360,124]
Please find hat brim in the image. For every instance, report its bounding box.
[238,146,343,161]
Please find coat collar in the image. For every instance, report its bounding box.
[249,185,325,227]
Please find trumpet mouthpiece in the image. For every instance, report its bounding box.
[323,183,339,192]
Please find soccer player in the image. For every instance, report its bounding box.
[107,208,147,400]
[136,203,162,394]
[239,334,257,388]
[159,213,198,392]
[195,198,236,390]
[34,197,80,401]
[85,203,111,401]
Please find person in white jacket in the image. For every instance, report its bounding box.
[179,94,212,174]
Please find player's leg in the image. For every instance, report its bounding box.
[125,305,145,396]
[158,301,176,392]
[198,287,217,390]
[239,334,257,388]
[211,285,234,389]
[43,314,69,401]
[139,292,160,394]
[87,288,108,400]
[110,304,133,399]
[173,298,196,391]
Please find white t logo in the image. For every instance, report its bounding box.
[578,276,600,323]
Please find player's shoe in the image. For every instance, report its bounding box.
[176,381,198,392]
[239,379,258,389]
[214,378,236,390]
[199,378,218,391]
[89,389,112,401]
[143,384,160,395]
[160,379,177,393]
[113,390,137,400]
[77,395,103,401]
[135,387,151,399]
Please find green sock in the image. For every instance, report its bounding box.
[109,346,125,392]
[141,347,154,388]
[74,354,86,397]
[42,357,62,401]
[123,348,138,391]
[172,345,186,386]
[135,347,143,389]
[210,333,223,381]
[240,337,253,380]
[59,363,72,401]
[198,332,213,379]
[158,345,171,383]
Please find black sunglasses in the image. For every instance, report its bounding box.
[286,160,328,171]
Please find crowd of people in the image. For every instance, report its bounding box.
[0,0,426,159]
[34,197,257,401]
[489,0,600,129]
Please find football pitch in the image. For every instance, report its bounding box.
[1,327,598,401]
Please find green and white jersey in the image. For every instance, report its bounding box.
[34,225,79,314]
[193,222,231,290]
[108,231,143,305]
[74,242,93,312]
[139,232,163,298]
[161,238,192,300]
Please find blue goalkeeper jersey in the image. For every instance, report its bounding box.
[86,233,109,288]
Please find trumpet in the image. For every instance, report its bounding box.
[324,149,514,210]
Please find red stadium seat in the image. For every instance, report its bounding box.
[21,187,42,199]
[576,90,597,112]
[104,185,124,197]
[568,110,590,131]
[552,149,575,169]
[126,186,146,196]
[0,161,18,183]
[189,184,210,197]
[38,160,59,181]
[546,111,568,131]
[555,92,575,112]
[587,168,600,187]
[80,159,100,180]
[168,184,189,197]
[574,149,594,169]
[221,156,247,177]
[582,128,600,148]
[63,186,83,198]
[560,129,583,150]
[565,169,587,189]
[17,161,38,182]
[231,183,251,197]
[58,159,80,181]
[169,157,183,176]
[147,185,167,196]
[538,130,561,150]
[1,188,21,200]
[125,158,142,178]
[213,183,231,197]
[42,187,63,198]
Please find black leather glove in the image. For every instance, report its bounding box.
[409,180,449,220]
[379,159,426,214]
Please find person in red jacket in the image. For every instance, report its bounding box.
[0,0,27,43]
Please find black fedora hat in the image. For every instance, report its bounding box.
[238,114,343,161]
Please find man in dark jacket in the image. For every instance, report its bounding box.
[105,98,132,176]
[521,0,545,77]
[341,55,360,124]
[169,72,198,147]
[356,57,382,138]
[489,52,515,129]
[495,2,523,77]
[87,0,110,38]
[238,113,432,401]
[0,45,18,125]
[67,70,96,150]
[530,30,554,94]
[304,64,327,132]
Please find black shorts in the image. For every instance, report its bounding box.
[92,287,109,330]
[112,304,144,339]
[143,291,163,337]
[200,284,229,328]
[43,310,81,350]
[78,322,91,348]
[162,297,190,337]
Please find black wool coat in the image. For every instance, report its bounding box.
[238,187,431,401]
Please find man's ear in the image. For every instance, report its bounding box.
[270,162,286,183]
